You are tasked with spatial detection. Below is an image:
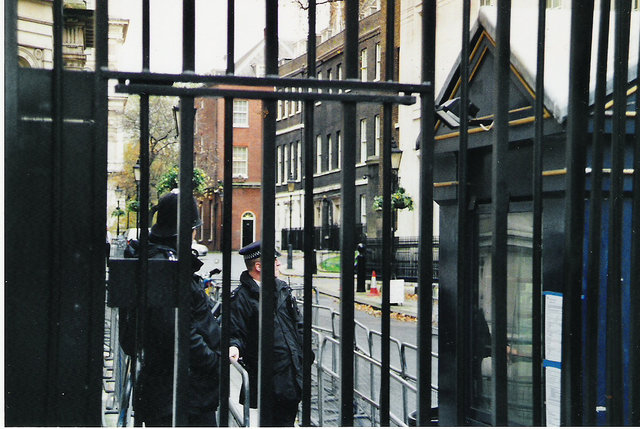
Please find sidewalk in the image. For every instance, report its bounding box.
[279,251,419,318]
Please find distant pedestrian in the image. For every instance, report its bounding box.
[120,190,221,426]
[228,240,307,426]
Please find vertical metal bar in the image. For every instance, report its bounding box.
[90,2,113,422]
[629,27,640,427]
[174,0,196,425]
[561,0,593,425]
[379,0,396,425]
[585,0,610,424]
[340,0,358,425]
[47,0,64,423]
[456,0,471,424]
[491,1,511,425]
[418,0,435,425]
[143,0,150,70]
[532,1,547,425]
[259,0,278,425]
[606,0,631,425]
[132,1,151,419]
[219,1,235,425]
[302,0,317,425]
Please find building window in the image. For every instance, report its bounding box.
[374,115,381,157]
[233,100,249,127]
[316,135,323,173]
[277,100,282,120]
[375,43,381,81]
[360,119,368,163]
[297,87,302,113]
[283,88,289,117]
[360,194,367,225]
[290,142,296,180]
[277,145,283,183]
[546,0,561,7]
[233,146,249,178]
[337,131,342,169]
[284,144,290,181]
[337,63,343,93]
[360,48,368,82]
[327,69,333,93]
[327,134,333,170]
[297,141,302,180]
[317,71,322,93]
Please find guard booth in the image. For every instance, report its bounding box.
[432,5,639,427]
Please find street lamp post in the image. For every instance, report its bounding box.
[287,178,295,269]
[390,144,403,277]
[115,185,125,236]
[133,159,141,238]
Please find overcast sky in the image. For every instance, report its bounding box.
[110,0,329,74]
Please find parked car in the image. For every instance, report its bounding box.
[125,228,208,256]
[192,240,208,256]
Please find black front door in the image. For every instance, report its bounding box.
[242,218,254,247]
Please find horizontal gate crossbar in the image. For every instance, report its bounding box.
[102,68,431,94]
[114,83,417,105]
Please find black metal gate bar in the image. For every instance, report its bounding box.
[301,0,317,425]
[561,0,594,425]
[606,1,632,425]
[379,1,397,425]
[491,1,511,425]
[219,0,235,425]
[418,0,435,425]
[585,0,610,424]
[532,1,547,425]
[174,1,197,425]
[630,28,640,426]
[340,0,359,425]
[47,0,64,422]
[258,1,279,425]
[456,0,471,423]
[105,69,429,94]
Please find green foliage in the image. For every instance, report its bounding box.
[319,256,341,273]
[156,166,210,196]
[373,187,414,212]
[127,200,140,213]
[111,207,126,218]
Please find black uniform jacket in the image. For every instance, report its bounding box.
[121,241,221,420]
[229,271,304,407]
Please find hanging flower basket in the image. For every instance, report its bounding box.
[373,187,414,212]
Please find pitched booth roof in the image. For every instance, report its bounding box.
[477,6,639,123]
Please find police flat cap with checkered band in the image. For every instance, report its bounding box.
[238,240,281,260]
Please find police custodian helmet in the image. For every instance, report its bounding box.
[150,189,203,238]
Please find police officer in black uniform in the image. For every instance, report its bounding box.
[121,190,221,427]
[228,241,305,427]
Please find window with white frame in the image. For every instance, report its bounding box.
[277,145,282,183]
[316,135,323,173]
[327,69,332,93]
[360,119,368,163]
[297,87,302,112]
[284,144,290,181]
[233,100,249,127]
[337,64,343,93]
[374,115,381,157]
[317,71,322,93]
[277,99,282,120]
[360,194,367,225]
[233,146,249,178]
[327,134,333,170]
[290,142,296,179]
[297,141,302,180]
[337,131,342,169]
[360,49,368,82]
[375,43,381,81]
[283,88,289,117]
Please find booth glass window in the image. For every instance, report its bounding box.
[472,208,534,426]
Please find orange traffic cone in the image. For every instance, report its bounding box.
[368,270,380,296]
